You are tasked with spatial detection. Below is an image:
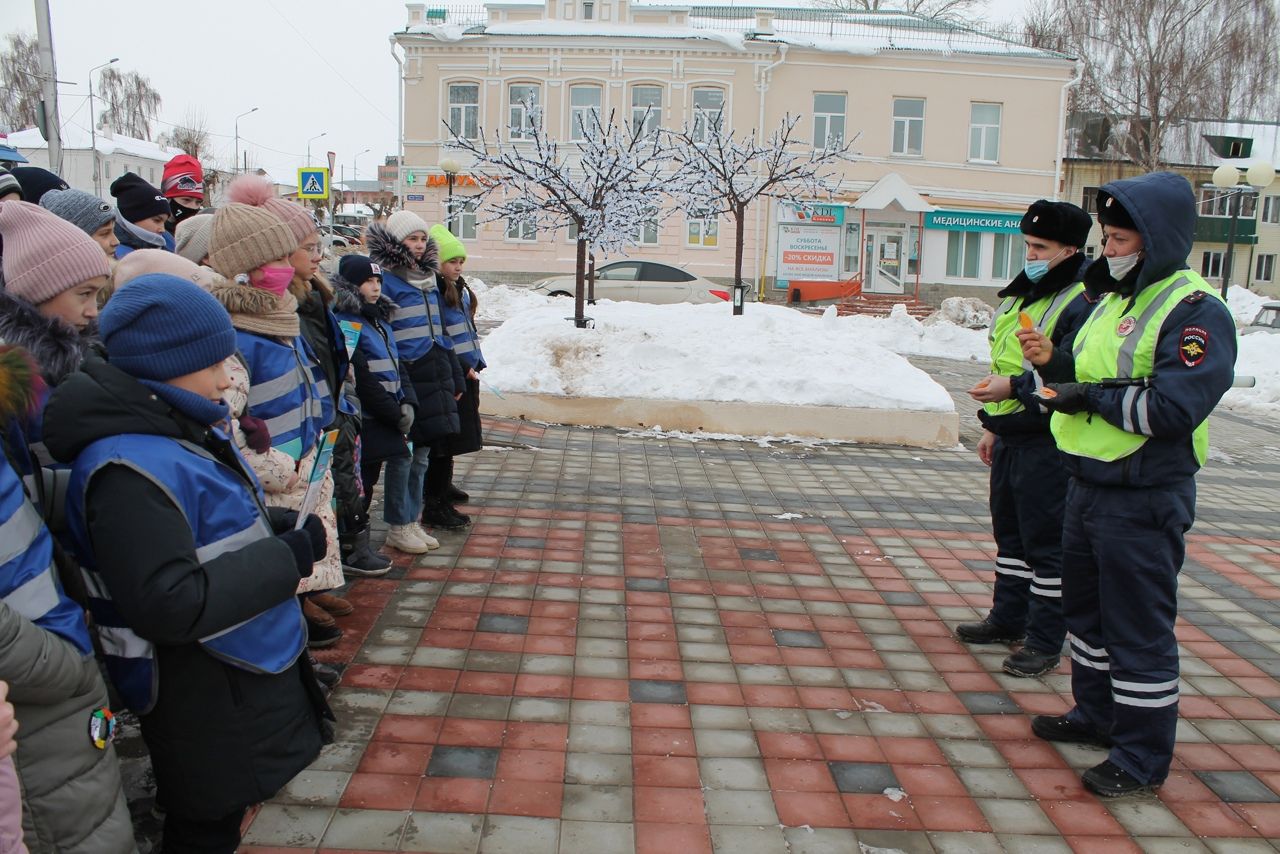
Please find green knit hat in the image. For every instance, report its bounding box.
[428,223,466,263]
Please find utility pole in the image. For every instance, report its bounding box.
[33,0,62,175]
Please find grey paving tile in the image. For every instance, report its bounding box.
[704,789,779,825]
[710,824,789,852]
[828,761,899,794]
[401,811,484,853]
[321,808,409,850]
[564,752,633,785]
[476,613,530,634]
[427,746,501,779]
[1194,770,1280,803]
[625,577,669,592]
[629,679,687,704]
[241,803,334,847]
[559,820,635,854]
[773,628,825,648]
[958,691,1020,715]
[560,784,634,822]
[479,814,559,854]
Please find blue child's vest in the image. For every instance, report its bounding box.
[236,332,334,461]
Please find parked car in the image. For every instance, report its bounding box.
[1244,301,1280,335]
[331,223,364,244]
[319,225,352,249]
[529,261,731,304]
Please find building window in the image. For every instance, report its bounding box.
[946,231,981,278]
[506,205,537,242]
[458,198,479,240]
[691,87,725,142]
[1199,187,1256,218]
[968,103,1001,163]
[1081,186,1099,213]
[632,210,660,245]
[1263,195,1279,224]
[1201,250,1224,279]
[686,213,718,247]
[569,85,602,140]
[448,83,480,140]
[812,93,846,148]
[990,232,1026,280]
[892,98,925,156]
[631,85,662,136]
[508,83,539,140]
[1257,253,1276,283]
[582,1,594,19]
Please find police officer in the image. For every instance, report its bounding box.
[958,200,1094,679]
[1018,172,1237,796]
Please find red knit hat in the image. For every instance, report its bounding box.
[0,200,111,303]
[161,154,204,200]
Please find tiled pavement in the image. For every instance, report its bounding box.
[141,358,1280,852]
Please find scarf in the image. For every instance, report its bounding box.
[114,209,166,250]
[227,288,301,339]
[138,378,229,427]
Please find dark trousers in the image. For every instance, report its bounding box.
[161,806,246,854]
[424,454,454,502]
[1062,477,1195,784]
[361,459,384,512]
[987,436,1069,654]
[332,411,363,532]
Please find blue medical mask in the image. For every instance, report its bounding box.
[1023,259,1051,282]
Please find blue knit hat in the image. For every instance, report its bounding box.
[100,275,236,381]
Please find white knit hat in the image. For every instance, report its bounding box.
[386,210,430,242]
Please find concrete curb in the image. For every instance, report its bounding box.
[480,392,959,448]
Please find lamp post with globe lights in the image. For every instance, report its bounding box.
[439,156,461,234]
[1212,161,1276,299]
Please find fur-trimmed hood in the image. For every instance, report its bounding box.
[0,290,91,386]
[209,280,297,317]
[330,270,398,320]
[0,343,44,426]
[366,222,439,278]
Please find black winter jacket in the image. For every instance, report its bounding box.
[42,354,332,821]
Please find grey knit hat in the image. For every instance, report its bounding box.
[174,213,215,265]
[39,188,115,236]
[0,168,20,200]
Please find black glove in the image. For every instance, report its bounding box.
[273,509,300,534]
[1038,382,1097,415]
[397,403,414,434]
[276,514,327,578]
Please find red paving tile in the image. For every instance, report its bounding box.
[496,748,565,782]
[1040,799,1129,836]
[764,758,838,792]
[436,717,505,747]
[488,779,564,817]
[414,777,492,813]
[503,721,567,750]
[634,786,706,824]
[893,764,969,797]
[1167,801,1263,837]
[773,791,852,827]
[634,822,712,854]
[840,793,921,830]
[633,755,702,788]
[357,742,432,776]
[910,795,990,832]
[339,772,419,810]
[632,727,697,757]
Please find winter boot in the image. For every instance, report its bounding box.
[340,512,392,577]
[446,483,470,504]
[955,619,1025,645]
[422,499,470,531]
[311,591,354,616]
[303,599,343,648]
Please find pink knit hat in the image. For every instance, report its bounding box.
[114,248,224,292]
[0,200,110,304]
[227,175,317,246]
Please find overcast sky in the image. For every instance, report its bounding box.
[3,0,1029,183]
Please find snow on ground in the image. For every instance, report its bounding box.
[1224,332,1280,415]
[480,299,956,411]
[1225,285,1270,327]
[833,304,990,361]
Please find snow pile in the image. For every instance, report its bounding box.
[474,284,556,324]
[925,297,995,330]
[838,304,990,361]
[1226,285,1271,328]
[482,300,954,411]
[1224,332,1280,415]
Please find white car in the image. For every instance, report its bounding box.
[529,260,731,305]
[1244,301,1280,335]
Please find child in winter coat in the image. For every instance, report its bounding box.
[38,188,119,258]
[331,254,438,553]
[366,212,466,546]
[225,176,388,580]
[204,202,347,648]
[109,172,175,258]
[424,224,484,527]
[0,202,110,463]
[160,154,205,233]
[44,277,332,854]
[0,343,133,854]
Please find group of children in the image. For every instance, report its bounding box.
[0,155,484,852]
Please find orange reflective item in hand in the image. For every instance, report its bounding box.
[1018,311,1035,330]
[1037,387,1058,399]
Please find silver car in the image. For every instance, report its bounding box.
[1244,301,1280,335]
[529,260,731,305]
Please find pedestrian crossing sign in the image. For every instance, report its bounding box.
[298,167,329,200]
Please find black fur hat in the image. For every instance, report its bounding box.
[1020,199,1093,248]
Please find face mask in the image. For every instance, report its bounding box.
[253,265,294,297]
[1107,252,1141,280]
[170,200,197,227]
[1023,247,1068,283]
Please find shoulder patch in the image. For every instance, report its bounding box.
[1180,325,1209,367]
[1182,290,1207,304]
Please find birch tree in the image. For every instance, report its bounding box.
[97,67,162,140]
[0,34,40,132]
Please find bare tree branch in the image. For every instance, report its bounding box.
[0,33,40,132]
[97,66,162,141]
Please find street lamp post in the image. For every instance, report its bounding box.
[1212,161,1277,299]
[352,147,371,212]
[306,132,327,166]
[88,57,118,198]
[233,107,259,174]
[439,156,460,234]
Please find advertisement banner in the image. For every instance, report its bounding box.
[779,203,845,226]
[924,209,1022,233]
[776,224,841,282]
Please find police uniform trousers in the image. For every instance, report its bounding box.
[987,434,1068,654]
[1061,476,1195,784]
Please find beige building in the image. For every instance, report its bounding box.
[1063,116,1280,299]
[392,1,1078,300]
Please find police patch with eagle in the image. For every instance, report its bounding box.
[1180,325,1208,367]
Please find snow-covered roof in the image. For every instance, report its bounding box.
[1066,114,1280,170]
[403,4,1069,60]
[853,172,935,212]
[9,125,183,162]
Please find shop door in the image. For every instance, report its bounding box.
[863,230,905,294]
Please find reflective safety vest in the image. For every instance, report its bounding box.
[443,288,484,369]
[1051,272,1220,465]
[66,432,307,714]
[382,271,451,363]
[984,282,1085,417]
[237,332,333,461]
[337,309,405,401]
[0,452,92,655]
